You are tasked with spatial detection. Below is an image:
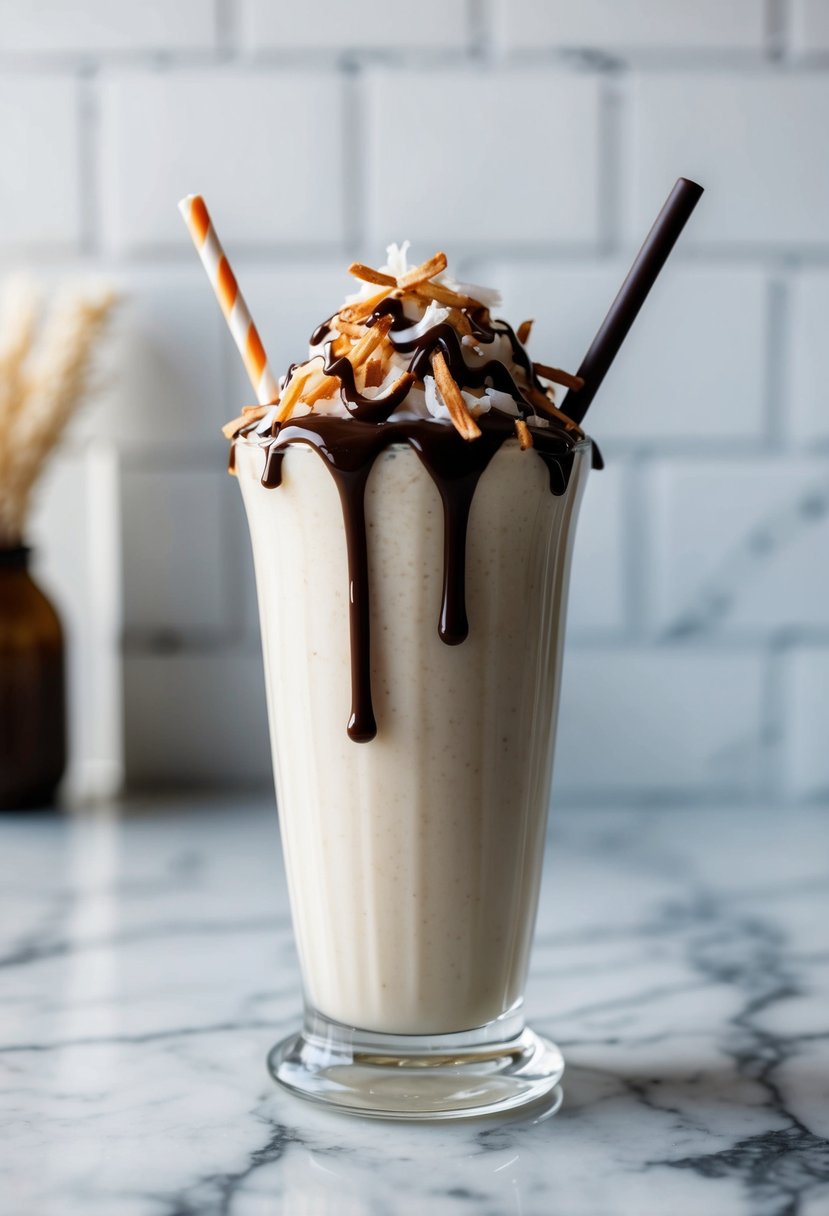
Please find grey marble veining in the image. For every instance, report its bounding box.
[2,797,828,1216]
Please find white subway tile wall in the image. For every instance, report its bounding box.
[3,2,828,804]
[99,70,347,251]
[30,446,122,802]
[123,651,270,787]
[629,73,829,246]
[791,0,829,54]
[120,467,231,635]
[0,0,219,54]
[554,649,768,798]
[493,0,768,54]
[364,69,603,246]
[0,76,81,249]
[490,261,769,442]
[790,271,829,443]
[784,647,829,798]
[75,269,230,448]
[239,0,469,52]
[651,461,829,635]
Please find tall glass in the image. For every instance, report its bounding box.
[236,433,590,1118]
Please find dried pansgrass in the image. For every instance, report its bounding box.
[0,279,117,545]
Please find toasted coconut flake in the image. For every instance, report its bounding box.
[335,318,365,339]
[221,414,247,439]
[348,263,396,287]
[339,287,391,323]
[222,405,268,438]
[543,400,585,436]
[364,356,384,388]
[533,362,585,392]
[398,251,447,290]
[301,368,340,405]
[524,384,555,413]
[446,306,473,336]
[348,314,393,369]
[275,364,314,423]
[382,369,416,402]
[515,418,533,450]
[414,281,475,310]
[525,385,584,436]
[431,350,481,441]
[229,252,581,438]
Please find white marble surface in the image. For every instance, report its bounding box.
[2,797,829,1216]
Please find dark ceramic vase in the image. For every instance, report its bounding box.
[0,546,66,809]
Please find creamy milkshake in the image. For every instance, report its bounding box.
[182,177,704,1119]
[237,436,589,1035]
[222,244,597,1114]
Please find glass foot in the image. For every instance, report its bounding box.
[267,1008,564,1120]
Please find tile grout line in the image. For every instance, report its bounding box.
[341,62,365,257]
[215,0,238,58]
[11,45,829,74]
[764,268,790,447]
[598,69,625,254]
[767,0,791,59]
[469,0,495,62]
[77,63,101,257]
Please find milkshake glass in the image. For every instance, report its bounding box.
[182,179,704,1120]
[236,418,590,1118]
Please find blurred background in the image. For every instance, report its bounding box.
[3,0,829,806]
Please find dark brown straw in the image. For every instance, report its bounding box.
[564,177,704,425]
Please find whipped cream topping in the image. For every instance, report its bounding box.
[232,242,574,440]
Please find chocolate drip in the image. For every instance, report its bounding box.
[331,464,376,742]
[406,419,512,644]
[323,346,414,424]
[367,299,542,412]
[309,316,335,346]
[310,298,549,425]
[406,323,536,413]
[536,450,574,495]
[259,410,580,742]
[438,482,474,644]
[370,297,535,387]
[370,296,413,331]
[483,315,538,385]
[227,443,236,475]
[261,447,285,488]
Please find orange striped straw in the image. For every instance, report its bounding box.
[178,194,279,406]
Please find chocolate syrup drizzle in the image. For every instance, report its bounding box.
[235,299,599,743]
[321,350,414,423]
[369,297,544,414]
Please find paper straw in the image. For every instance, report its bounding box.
[564,177,704,425]
[178,194,279,406]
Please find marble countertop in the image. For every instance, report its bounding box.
[2,797,829,1216]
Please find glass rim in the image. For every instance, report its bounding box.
[233,430,594,453]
